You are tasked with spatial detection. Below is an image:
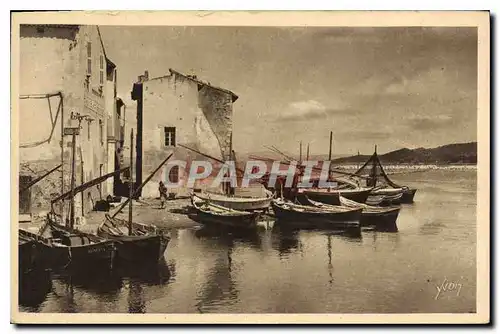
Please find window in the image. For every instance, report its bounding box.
[169,166,179,184]
[164,127,176,147]
[86,42,92,75]
[99,54,104,86]
[99,120,103,145]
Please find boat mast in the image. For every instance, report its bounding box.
[371,145,378,187]
[328,131,333,161]
[61,126,80,229]
[328,131,333,181]
[128,129,134,236]
[299,141,302,163]
[69,131,76,228]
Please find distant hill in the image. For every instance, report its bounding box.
[331,142,477,165]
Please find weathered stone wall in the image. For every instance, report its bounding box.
[198,86,233,160]
[19,25,111,216]
[138,71,234,198]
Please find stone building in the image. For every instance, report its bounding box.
[130,69,238,198]
[19,24,120,219]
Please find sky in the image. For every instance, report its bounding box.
[99,26,477,157]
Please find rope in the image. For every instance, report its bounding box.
[20,96,62,149]
[62,247,72,269]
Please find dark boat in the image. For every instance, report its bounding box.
[301,187,372,205]
[21,216,116,271]
[271,198,362,234]
[191,194,261,229]
[354,148,417,204]
[97,215,170,264]
[96,131,172,264]
[18,233,40,274]
[401,188,418,203]
[299,195,400,232]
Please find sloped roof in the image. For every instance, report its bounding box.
[149,68,239,102]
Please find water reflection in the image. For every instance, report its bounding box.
[184,226,241,313]
[195,246,238,313]
[17,170,477,314]
[271,224,301,257]
[19,269,52,312]
[128,281,145,313]
[191,225,263,251]
[327,234,334,284]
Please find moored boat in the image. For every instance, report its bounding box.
[21,217,116,271]
[401,187,418,203]
[354,148,417,204]
[302,195,400,232]
[194,189,274,211]
[365,192,403,206]
[18,233,40,275]
[271,198,362,234]
[340,196,400,231]
[97,215,170,264]
[301,187,372,205]
[191,194,261,229]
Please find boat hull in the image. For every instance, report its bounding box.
[18,239,39,274]
[300,196,400,232]
[193,209,260,229]
[303,188,372,205]
[97,230,169,264]
[20,227,116,271]
[271,201,361,234]
[195,192,272,211]
[359,208,400,232]
[401,188,417,203]
[371,188,403,196]
[41,240,116,271]
[366,193,403,206]
[191,195,261,229]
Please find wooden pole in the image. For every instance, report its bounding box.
[328,131,333,161]
[111,152,173,219]
[306,143,310,160]
[69,132,76,229]
[128,129,134,236]
[299,141,302,162]
[60,93,65,223]
[19,164,62,193]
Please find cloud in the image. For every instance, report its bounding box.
[405,114,453,130]
[278,100,328,121]
[277,99,360,121]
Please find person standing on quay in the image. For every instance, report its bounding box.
[159,181,168,209]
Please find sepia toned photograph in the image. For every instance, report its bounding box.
[11,11,489,324]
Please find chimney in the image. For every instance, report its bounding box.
[137,70,149,83]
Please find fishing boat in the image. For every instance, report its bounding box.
[191,194,261,229]
[18,232,39,274]
[354,148,417,204]
[365,192,403,206]
[271,198,362,234]
[301,187,373,205]
[194,189,274,211]
[298,195,400,232]
[98,215,170,264]
[21,217,116,271]
[96,130,171,264]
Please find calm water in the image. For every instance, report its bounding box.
[19,170,477,314]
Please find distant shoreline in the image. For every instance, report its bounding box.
[334,164,477,172]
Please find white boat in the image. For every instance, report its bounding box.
[193,189,274,211]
